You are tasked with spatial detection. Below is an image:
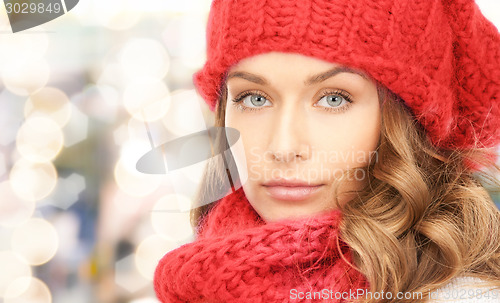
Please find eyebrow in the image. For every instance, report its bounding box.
[225,66,368,86]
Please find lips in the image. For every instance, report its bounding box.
[262,179,323,201]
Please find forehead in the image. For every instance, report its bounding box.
[226,52,370,86]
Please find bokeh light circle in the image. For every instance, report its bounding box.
[0,251,32,298]
[70,0,140,30]
[24,87,71,127]
[135,235,178,280]
[162,90,207,136]
[151,195,194,242]
[11,218,59,266]
[123,77,171,122]
[103,10,141,31]
[0,181,36,227]
[16,117,64,163]
[162,15,206,69]
[9,159,58,202]
[0,31,49,70]
[114,157,162,197]
[119,38,170,80]
[4,277,51,303]
[2,57,50,96]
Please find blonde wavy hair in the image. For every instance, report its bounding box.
[190,84,500,302]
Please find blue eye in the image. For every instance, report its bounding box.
[315,90,354,113]
[244,94,270,107]
[318,93,350,108]
[231,91,272,111]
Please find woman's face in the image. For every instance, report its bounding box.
[225,52,381,222]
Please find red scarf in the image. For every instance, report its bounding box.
[154,187,368,302]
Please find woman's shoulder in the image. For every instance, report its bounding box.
[428,276,500,303]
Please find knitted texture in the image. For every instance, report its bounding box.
[154,187,368,302]
[193,0,500,149]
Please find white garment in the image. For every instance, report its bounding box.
[427,276,500,303]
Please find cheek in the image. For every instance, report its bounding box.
[312,110,380,168]
[226,114,266,184]
[347,116,380,156]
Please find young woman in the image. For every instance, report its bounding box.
[154,0,500,302]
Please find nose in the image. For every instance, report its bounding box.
[267,102,311,163]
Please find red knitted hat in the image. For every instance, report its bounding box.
[193,0,500,149]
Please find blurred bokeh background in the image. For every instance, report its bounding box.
[0,1,498,302]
